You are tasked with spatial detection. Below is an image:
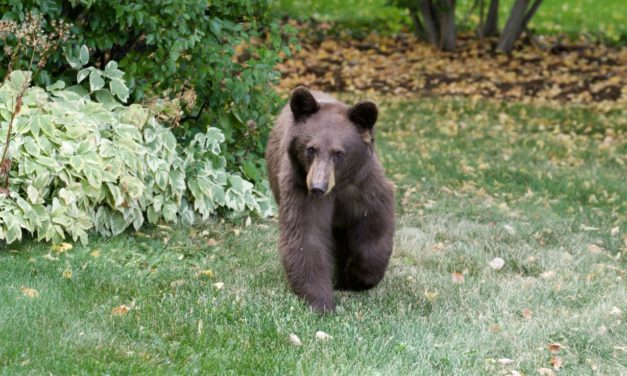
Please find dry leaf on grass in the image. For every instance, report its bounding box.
[111,304,130,316]
[51,242,73,254]
[432,242,445,252]
[289,333,302,346]
[521,308,533,320]
[197,269,214,278]
[315,331,332,341]
[489,257,505,270]
[547,343,562,354]
[20,286,39,298]
[424,290,438,302]
[62,268,73,280]
[550,356,563,371]
[451,272,465,284]
[213,282,224,290]
[538,368,555,376]
[497,358,513,365]
[587,244,603,254]
[503,224,516,235]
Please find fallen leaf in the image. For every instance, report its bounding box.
[503,224,516,235]
[424,290,438,302]
[540,270,556,280]
[62,268,73,280]
[232,229,241,236]
[550,355,562,371]
[315,331,332,341]
[51,242,73,254]
[170,279,186,288]
[597,325,608,335]
[489,257,505,270]
[538,368,555,376]
[547,343,562,353]
[497,358,513,365]
[207,238,218,246]
[451,271,465,284]
[20,286,39,298]
[289,333,302,346]
[610,226,619,237]
[90,249,101,257]
[522,308,533,320]
[213,282,224,290]
[587,244,603,254]
[245,216,252,227]
[609,306,622,316]
[111,304,129,316]
[197,269,214,278]
[42,253,59,261]
[432,242,445,252]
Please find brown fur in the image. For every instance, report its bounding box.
[265,87,395,313]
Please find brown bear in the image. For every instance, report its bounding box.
[265,86,395,313]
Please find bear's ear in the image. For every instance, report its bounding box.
[290,86,319,122]
[348,100,378,131]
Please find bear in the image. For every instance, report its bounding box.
[265,86,395,313]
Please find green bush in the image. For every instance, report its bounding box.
[0,0,294,185]
[0,60,273,245]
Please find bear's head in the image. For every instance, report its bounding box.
[287,86,378,197]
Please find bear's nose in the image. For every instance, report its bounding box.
[310,183,327,197]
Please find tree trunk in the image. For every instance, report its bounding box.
[419,0,440,47]
[408,7,426,40]
[522,0,543,31]
[482,0,499,37]
[497,0,529,53]
[437,0,456,51]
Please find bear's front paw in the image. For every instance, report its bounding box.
[309,295,335,313]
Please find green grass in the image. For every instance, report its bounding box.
[275,0,627,43]
[1,98,626,374]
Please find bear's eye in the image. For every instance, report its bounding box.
[306,147,316,160]
[333,151,345,162]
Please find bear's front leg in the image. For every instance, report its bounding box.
[336,202,394,291]
[278,193,335,313]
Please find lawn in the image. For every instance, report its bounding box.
[1,98,625,375]
[275,0,627,42]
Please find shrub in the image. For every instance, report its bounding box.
[0,59,273,245]
[0,0,294,185]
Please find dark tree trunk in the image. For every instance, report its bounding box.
[436,0,456,51]
[408,7,426,40]
[497,0,529,53]
[483,0,499,37]
[522,0,543,31]
[419,0,440,47]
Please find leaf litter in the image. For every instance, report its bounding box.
[277,24,625,105]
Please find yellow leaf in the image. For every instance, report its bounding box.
[423,290,438,302]
[197,269,214,278]
[51,242,73,254]
[451,272,465,284]
[20,286,39,298]
[111,304,129,316]
[62,268,73,280]
[90,249,101,258]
